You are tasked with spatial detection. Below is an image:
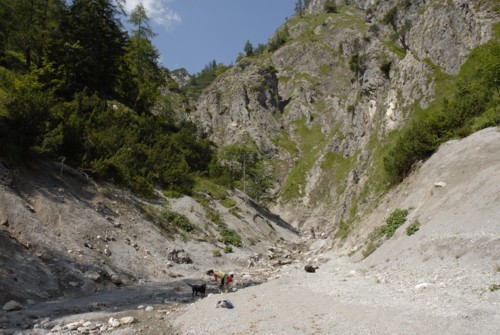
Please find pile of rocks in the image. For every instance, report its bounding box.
[44,316,137,334]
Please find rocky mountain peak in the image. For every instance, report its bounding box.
[170,68,192,87]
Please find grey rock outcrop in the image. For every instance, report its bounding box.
[170,68,191,87]
[189,0,498,233]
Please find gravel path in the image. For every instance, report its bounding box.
[172,254,499,335]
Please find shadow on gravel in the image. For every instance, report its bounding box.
[4,278,266,332]
[4,279,192,331]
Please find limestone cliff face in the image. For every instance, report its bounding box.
[189,59,283,156]
[188,1,498,233]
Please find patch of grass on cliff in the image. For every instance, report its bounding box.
[293,71,319,87]
[294,117,325,152]
[320,150,357,196]
[335,219,351,240]
[281,117,328,200]
[272,129,299,157]
[382,40,406,59]
[384,208,409,237]
[319,64,332,76]
[193,177,236,209]
[335,6,366,30]
[357,129,397,203]
[278,75,291,84]
[423,58,454,98]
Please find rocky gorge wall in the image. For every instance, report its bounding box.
[187,0,498,236]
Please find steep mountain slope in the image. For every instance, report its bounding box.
[0,160,299,305]
[188,0,499,237]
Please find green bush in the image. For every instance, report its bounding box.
[219,226,242,247]
[362,208,408,258]
[406,220,420,236]
[335,219,351,240]
[362,241,379,258]
[224,245,233,253]
[324,1,337,13]
[160,210,195,232]
[385,208,408,238]
[212,249,222,257]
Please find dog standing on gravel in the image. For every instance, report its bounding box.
[304,265,319,273]
[187,283,206,299]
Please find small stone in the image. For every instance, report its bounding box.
[66,321,80,330]
[145,306,154,312]
[120,316,137,325]
[3,300,22,311]
[415,282,432,291]
[108,317,120,328]
[50,324,63,333]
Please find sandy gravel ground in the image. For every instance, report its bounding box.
[172,128,500,335]
[172,254,499,335]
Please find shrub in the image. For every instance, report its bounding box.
[385,208,408,238]
[362,209,408,259]
[224,245,233,253]
[324,1,337,13]
[363,241,379,258]
[406,220,420,235]
[212,249,222,257]
[335,219,351,239]
[160,209,195,232]
[219,226,242,247]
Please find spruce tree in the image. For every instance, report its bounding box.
[244,40,254,56]
[126,3,163,113]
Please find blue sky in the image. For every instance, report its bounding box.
[123,0,296,74]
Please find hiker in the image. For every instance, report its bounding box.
[206,269,229,293]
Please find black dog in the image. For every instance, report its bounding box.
[187,283,206,298]
[304,265,319,273]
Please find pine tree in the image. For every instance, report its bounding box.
[126,3,163,113]
[294,0,304,16]
[244,40,254,56]
[46,0,127,98]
